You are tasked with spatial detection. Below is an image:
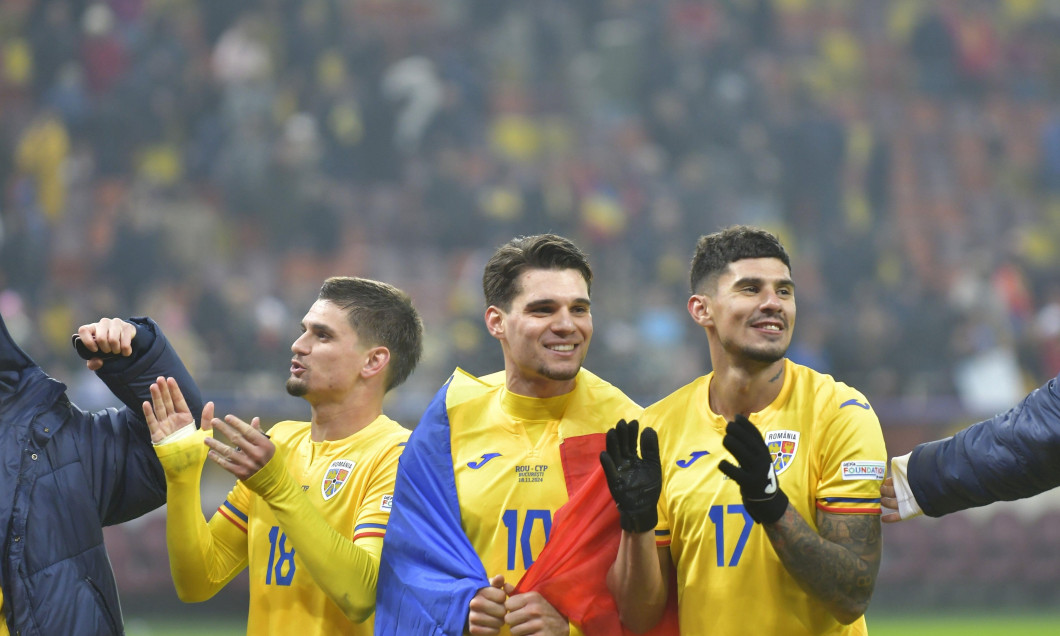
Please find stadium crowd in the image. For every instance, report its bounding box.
[3,0,1060,422]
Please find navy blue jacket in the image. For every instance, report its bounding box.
[908,371,1060,517]
[0,314,202,635]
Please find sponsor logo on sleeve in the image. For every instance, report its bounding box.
[840,461,886,481]
[380,494,394,512]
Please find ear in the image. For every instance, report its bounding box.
[361,346,391,381]
[688,294,712,327]
[485,306,505,340]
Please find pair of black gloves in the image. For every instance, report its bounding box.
[599,416,788,533]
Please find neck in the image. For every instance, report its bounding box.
[307,388,385,442]
[505,374,576,399]
[707,358,785,421]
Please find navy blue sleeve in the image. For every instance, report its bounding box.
[908,372,1060,517]
[86,317,204,525]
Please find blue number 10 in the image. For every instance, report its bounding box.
[501,509,552,570]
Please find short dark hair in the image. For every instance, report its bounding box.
[318,276,423,392]
[482,234,593,310]
[689,225,791,293]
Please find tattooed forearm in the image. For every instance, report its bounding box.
[763,508,882,624]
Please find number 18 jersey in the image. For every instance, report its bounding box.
[220,417,408,635]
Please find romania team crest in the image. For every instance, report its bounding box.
[764,430,800,475]
[321,459,355,501]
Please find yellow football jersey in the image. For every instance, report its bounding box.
[447,368,640,635]
[218,416,408,635]
[649,359,886,635]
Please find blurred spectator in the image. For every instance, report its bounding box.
[4,0,1060,418]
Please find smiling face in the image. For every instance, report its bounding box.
[691,257,795,367]
[286,299,368,404]
[486,268,592,398]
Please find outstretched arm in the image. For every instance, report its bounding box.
[144,377,248,602]
[904,372,1060,517]
[880,458,923,523]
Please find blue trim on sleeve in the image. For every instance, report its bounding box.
[222,500,248,523]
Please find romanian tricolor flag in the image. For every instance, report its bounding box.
[375,377,678,636]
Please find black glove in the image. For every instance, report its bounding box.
[718,414,789,524]
[600,419,661,534]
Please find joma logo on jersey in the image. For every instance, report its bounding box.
[765,430,800,475]
[321,459,355,500]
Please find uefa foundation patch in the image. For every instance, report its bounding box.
[840,461,886,481]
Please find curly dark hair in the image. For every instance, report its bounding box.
[689,225,791,294]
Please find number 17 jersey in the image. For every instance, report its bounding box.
[649,360,886,635]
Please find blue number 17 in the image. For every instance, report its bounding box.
[708,504,753,567]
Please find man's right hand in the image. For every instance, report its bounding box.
[76,317,137,371]
[599,419,662,534]
[880,477,903,523]
[468,574,509,635]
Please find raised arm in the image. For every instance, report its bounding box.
[719,415,881,624]
[79,317,202,416]
[600,419,669,632]
[144,377,248,602]
[75,316,204,525]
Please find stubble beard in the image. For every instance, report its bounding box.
[721,331,788,365]
[286,378,308,397]
[539,366,579,381]
[739,342,787,364]
[536,356,583,382]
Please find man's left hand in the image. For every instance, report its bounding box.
[718,414,789,524]
[204,414,274,481]
[504,591,569,636]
